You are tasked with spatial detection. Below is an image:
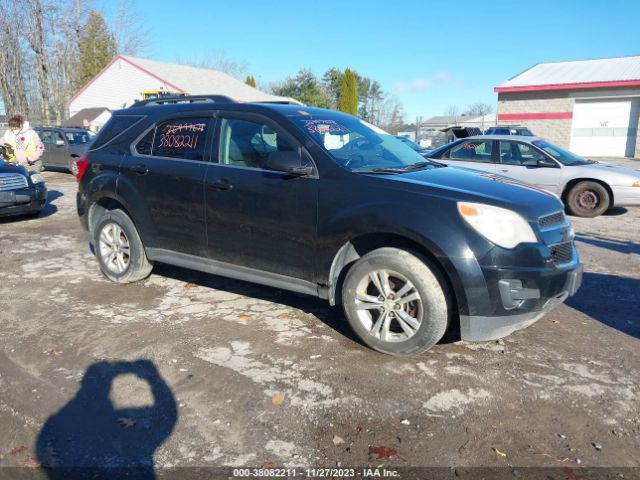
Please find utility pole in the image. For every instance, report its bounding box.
[416,116,422,143]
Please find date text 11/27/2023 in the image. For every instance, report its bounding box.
[232,467,401,478]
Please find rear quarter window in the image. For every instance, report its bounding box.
[89,115,144,151]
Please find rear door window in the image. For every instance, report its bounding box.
[445,140,494,163]
[135,118,212,161]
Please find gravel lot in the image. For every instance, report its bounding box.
[0,160,639,477]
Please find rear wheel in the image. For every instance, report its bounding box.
[68,157,79,176]
[341,247,449,356]
[94,209,153,283]
[566,181,609,217]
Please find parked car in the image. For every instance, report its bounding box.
[35,127,92,175]
[485,126,534,136]
[426,135,640,217]
[0,146,47,218]
[77,98,582,356]
[442,126,483,144]
[394,135,431,157]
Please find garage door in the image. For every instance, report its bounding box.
[570,100,637,157]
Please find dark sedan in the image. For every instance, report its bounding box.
[0,161,47,218]
[35,127,92,175]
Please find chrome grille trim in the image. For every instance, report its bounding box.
[539,211,566,229]
[550,241,574,265]
[0,173,28,192]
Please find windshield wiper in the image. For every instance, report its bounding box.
[355,167,406,174]
[403,161,443,170]
[355,161,444,175]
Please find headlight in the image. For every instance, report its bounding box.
[30,173,45,184]
[632,180,640,187]
[458,202,538,249]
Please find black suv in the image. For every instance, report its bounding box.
[485,126,534,136]
[77,97,582,356]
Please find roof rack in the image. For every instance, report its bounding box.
[131,95,236,107]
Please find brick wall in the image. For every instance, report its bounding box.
[497,89,640,157]
[497,91,573,115]
[497,91,574,148]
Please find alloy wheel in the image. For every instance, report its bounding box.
[354,269,423,343]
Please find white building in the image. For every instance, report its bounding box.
[496,55,640,157]
[61,107,111,133]
[67,55,297,116]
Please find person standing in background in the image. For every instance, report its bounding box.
[2,115,45,172]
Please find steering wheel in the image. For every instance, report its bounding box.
[344,137,370,150]
[343,153,366,169]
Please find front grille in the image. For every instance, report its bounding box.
[550,241,574,264]
[539,211,566,228]
[0,173,28,192]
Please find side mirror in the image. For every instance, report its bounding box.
[56,139,65,146]
[266,151,314,176]
[537,158,557,168]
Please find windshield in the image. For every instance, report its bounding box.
[532,140,590,166]
[65,131,92,145]
[292,114,437,172]
[395,136,425,152]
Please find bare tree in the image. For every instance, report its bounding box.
[24,0,51,122]
[378,95,406,133]
[0,0,30,115]
[444,104,460,117]
[175,51,248,79]
[464,102,493,116]
[110,0,150,56]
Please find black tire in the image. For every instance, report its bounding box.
[69,157,79,176]
[93,209,153,283]
[341,247,449,356]
[566,181,610,218]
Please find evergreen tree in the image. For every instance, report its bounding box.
[338,69,358,116]
[271,69,331,108]
[245,75,257,87]
[76,11,117,88]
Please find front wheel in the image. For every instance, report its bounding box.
[94,209,153,283]
[341,248,450,356]
[566,181,610,217]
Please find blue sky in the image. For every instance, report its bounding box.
[117,0,638,121]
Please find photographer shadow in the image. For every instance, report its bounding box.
[36,360,177,480]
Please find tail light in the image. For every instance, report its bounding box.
[76,156,89,182]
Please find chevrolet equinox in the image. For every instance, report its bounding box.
[76,97,583,356]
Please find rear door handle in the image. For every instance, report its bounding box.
[210,179,233,191]
[134,163,148,175]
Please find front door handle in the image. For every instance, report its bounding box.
[210,179,233,191]
[499,169,509,173]
[135,163,148,175]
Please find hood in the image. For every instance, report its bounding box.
[0,161,29,176]
[581,161,640,179]
[372,166,564,221]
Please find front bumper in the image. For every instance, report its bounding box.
[0,183,47,217]
[460,262,583,341]
[611,186,640,207]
